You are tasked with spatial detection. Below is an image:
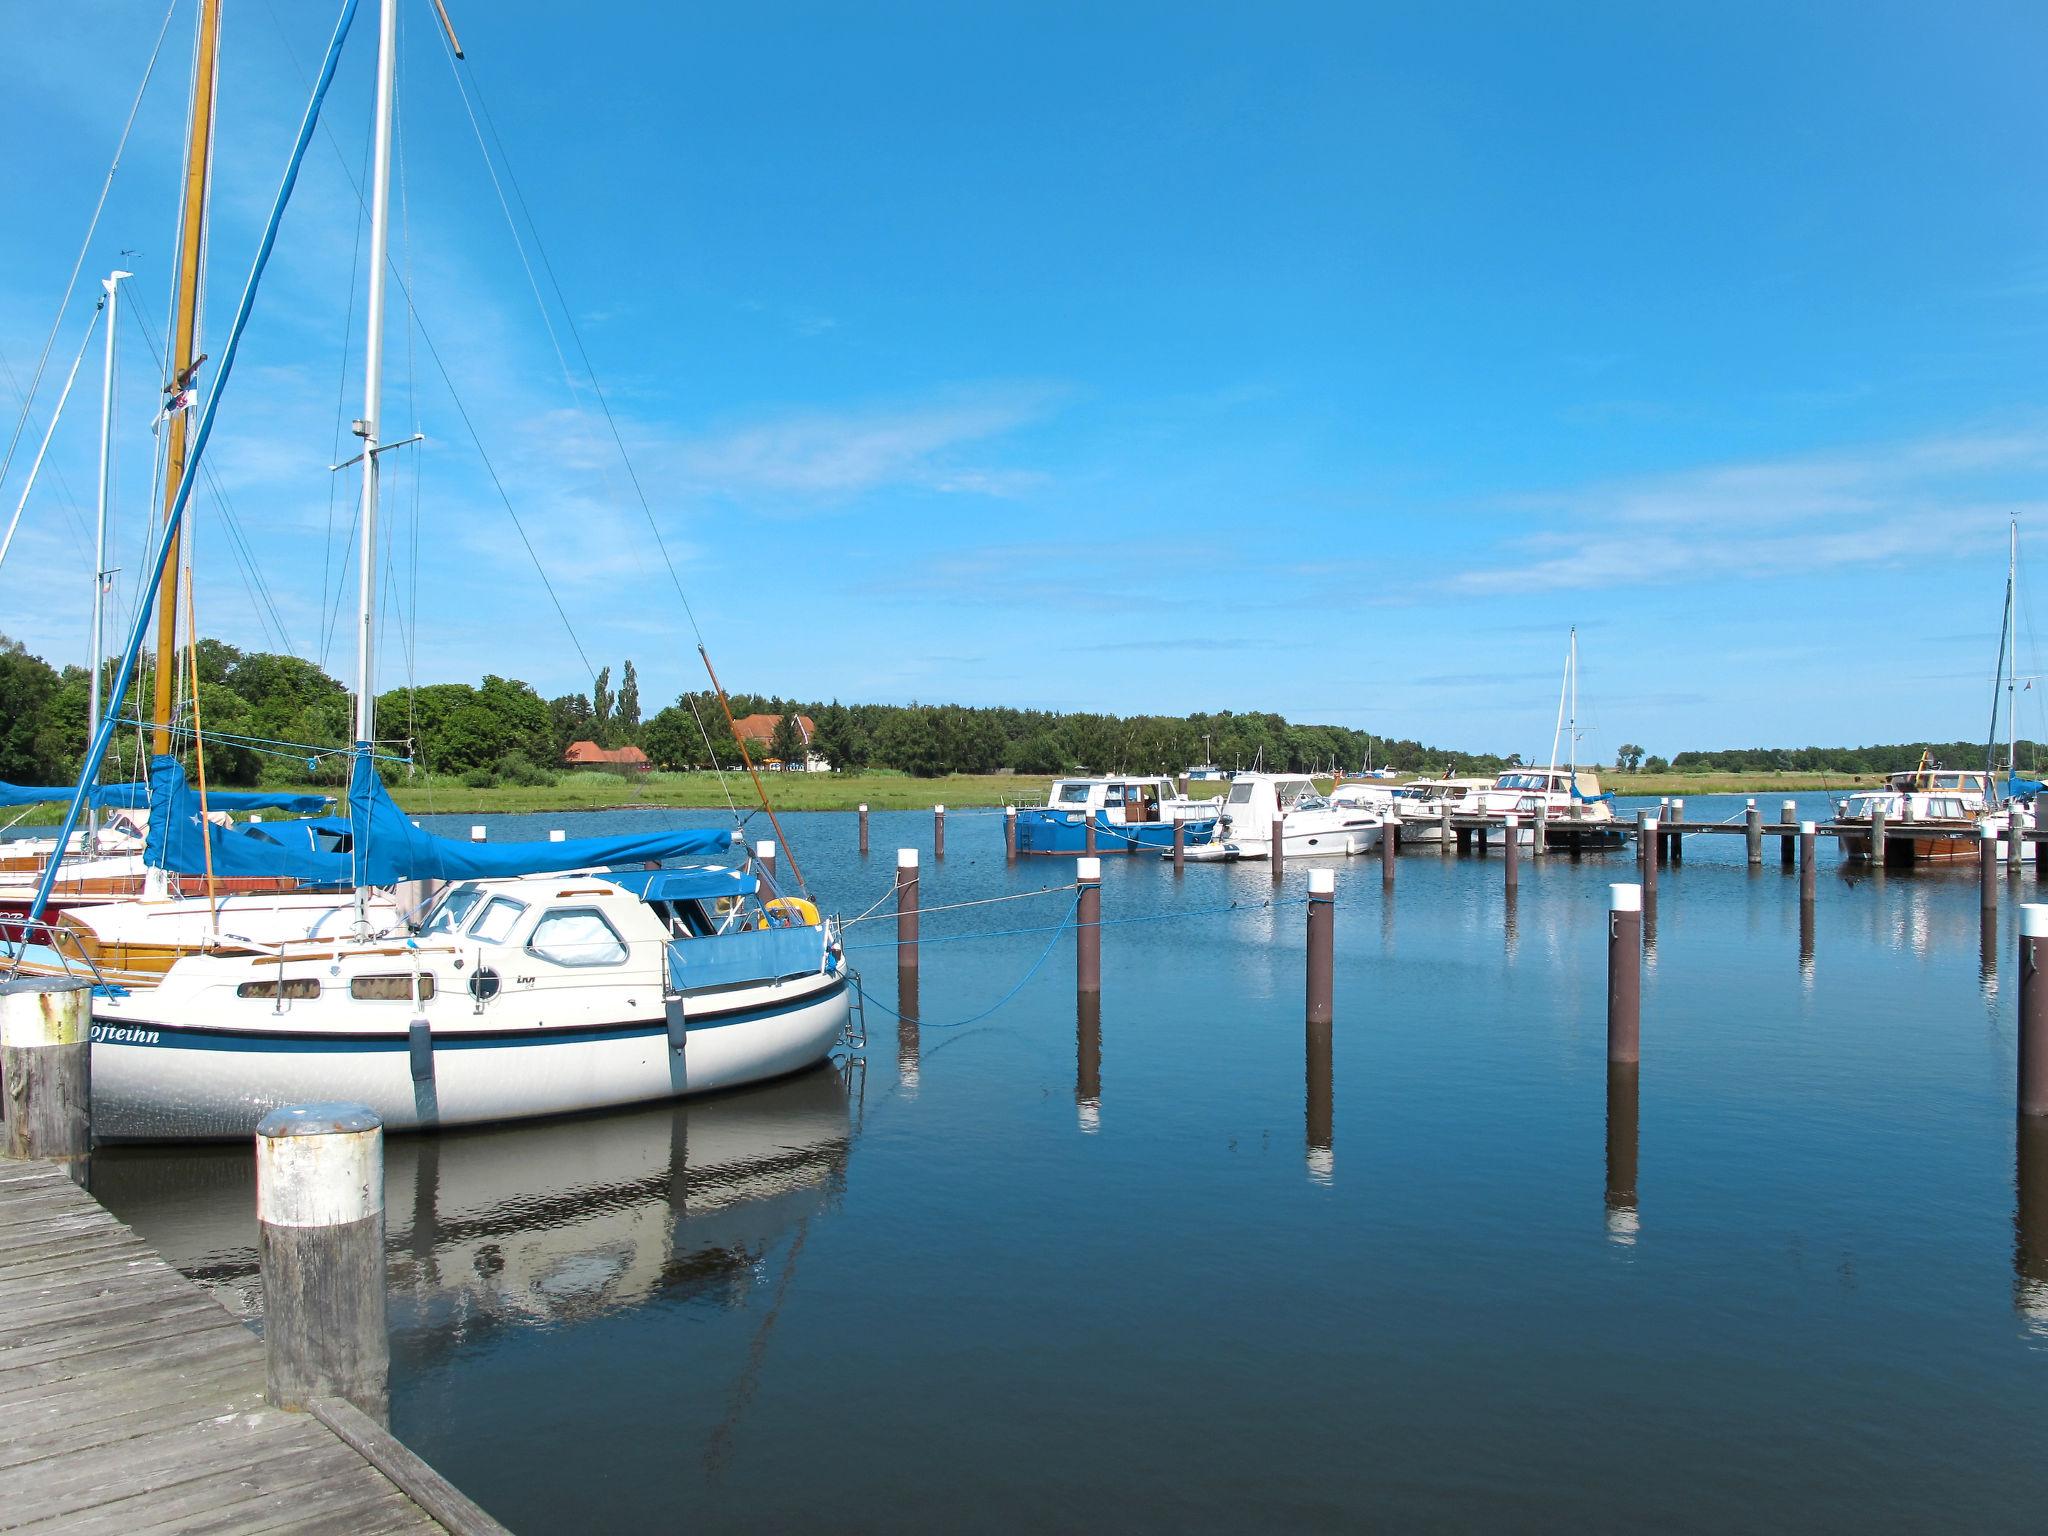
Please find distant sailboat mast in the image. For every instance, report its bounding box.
[89,269,134,838]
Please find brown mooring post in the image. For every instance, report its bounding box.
[1745,800,1763,866]
[896,849,920,971]
[1004,805,1017,863]
[1531,802,1548,859]
[2014,812,2028,876]
[1271,816,1286,879]
[2036,825,2048,882]
[1982,825,2000,911]
[755,838,777,888]
[933,804,946,861]
[1639,813,1659,905]
[1781,799,1798,865]
[1503,813,1520,890]
[1439,799,1454,855]
[0,977,93,1188]
[1608,883,1643,1064]
[1307,868,1335,1027]
[1076,991,1101,1134]
[256,1104,390,1418]
[1799,820,1817,904]
[2022,904,2048,1118]
[858,803,870,856]
[1077,856,1102,997]
[1173,816,1187,871]
[1381,814,1396,883]
[1668,799,1684,863]
[1085,813,1098,857]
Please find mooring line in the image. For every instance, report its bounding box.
[840,883,1078,929]
[842,893,1311,954]
[853,895,1081,1030]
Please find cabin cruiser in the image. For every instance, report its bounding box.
[1182,772,1384,861]
[1349,777,1493,843]
[1833,758,2034,864]
[1013,775,1218,855]
[1470,767,1625,849]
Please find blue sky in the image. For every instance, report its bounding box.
[4,0,2047,763]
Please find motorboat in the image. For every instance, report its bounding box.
[1013,775,1218,855]
[1181,772,1384,861]
[1469,766,1624,848]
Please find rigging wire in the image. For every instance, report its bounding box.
[0,0,181,502]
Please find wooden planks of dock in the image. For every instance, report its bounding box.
[0,1157,444,1535]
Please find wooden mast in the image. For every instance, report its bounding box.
[150,0,222,757]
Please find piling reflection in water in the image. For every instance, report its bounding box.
[1503,888,1519,958]
[1799,899,1816,990]
[2019,1117,2048,1335]
[91,1067,857,1340]
[1306,1015,1333,1185]
[1076,992,1102,1134]
[897,961,920,1096]
[1605,1061,1640,1246]
[1983,911,2001,996]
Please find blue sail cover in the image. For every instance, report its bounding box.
[95,781,331,815]
[1569,772,1615,804]
[2006,775,2045,799]
[345,749,738,885]
[143,756,353,884]
[0,783,75,808]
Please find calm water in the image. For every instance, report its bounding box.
[93,794,2048,1532]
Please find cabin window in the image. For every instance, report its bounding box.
[1227,781,1257,804]
[1936,774,1963,789]
[527,907,629,967]
[421,883,484,936]
[350,974,435,1002]
[237,978,319,1000]
[1056,783,1091,805]
[468,897,527,944]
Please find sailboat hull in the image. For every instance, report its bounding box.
[88,973,850,1142]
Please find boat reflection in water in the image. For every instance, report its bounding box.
[92,1065,857,1336]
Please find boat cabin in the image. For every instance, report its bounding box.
[1045,776,1182,824]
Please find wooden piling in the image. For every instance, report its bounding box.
[1503,813,1520,890]
[1172,816,1186,871]
[256,1103,390,1418]
[1077,856,1102,996]
[1381,814,1396,884]
[896,849,920,971]
[755,838,777,887]
[1004,805,1017,863]
[1307,868,1334,1026]
[1085,813,1098,857]
[2013,812,2028,875]
[1271,816,1285,879]
[0,977,92,1188]
[1607,883,1642,1064]
[1869,801,1887,866]
[2023,905,2048,1117]
[859,803,870,855]
[1799,820,1817,904]
[2021,1116,2048,1323]
[1780,799,1798,864]
[1982,826,2000,910]
[1745,800,1763,865]
[1531,803,1548,858]
[1076,991,1101,1133]
[896,964,920,1093]
[1639,813,1659,905]
[1669,799,1685,863]
[1440,799,1453,855]
[934,804,946,861]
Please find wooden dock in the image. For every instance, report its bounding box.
[0,1157,476,1535]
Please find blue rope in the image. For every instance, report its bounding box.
[855,894,1081,1030]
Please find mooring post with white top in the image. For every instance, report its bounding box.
[1271,815,1285,879]
[1868,800,1887,867]
[468,825,486,843]
[756,838,777,888]
[1656,798,1671,861]
[859,803,869,856]
[256,1103,389,1417]
[1638,813,1659,907]
[1503,813,1520,890]
[1668,799,1684,863]
[933,804,945,861]
[1439,799,1453,856]
[1004,805,1017,863]
[1982,825,2000,911]
[1381,813,1396,883]
[896,849,920,971]
[1,977,93,1187]
[1085,813,1098,857]
[2022,906,2048,1118]
[1608,883,1643,1064]
[547,828,565,843]
[1780,799,1798,864]
[1077,856,1102,997]
[1745,800,1763,866]
[1799,820,1817,904]
[1307,868,1335,1026]
[1172,816,1186,872]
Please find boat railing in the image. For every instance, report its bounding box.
[0,918,114,989]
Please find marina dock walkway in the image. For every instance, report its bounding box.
[0,1158,452,1535]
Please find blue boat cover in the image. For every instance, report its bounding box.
[345,749,737,885]
[144,756,354,884]
[1569,773,1614,804]
[2006,775,2045,798]
[605,865,761,902]
[95,781,332,814]
[0,783,76,808]
[665,923,829,993]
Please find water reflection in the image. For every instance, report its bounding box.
[1982,912,2001,997]
[897,961,920,1097]
[1503,889,1519,958]
[1306,1016,1333,1186]
[92,1068,856,1339]
[1799,899,1816,991]
[1605,1062,1640,1246]
[1076,993,1102,1134]
[2019,1117,2048,1335]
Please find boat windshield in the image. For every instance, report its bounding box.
[419,882,484,936]
[1055,783,1092,806]
[1496,773,1552,791]
[1227,781,1258,804]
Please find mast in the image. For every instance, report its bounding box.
[1568,626,1579,784]
[150,0,221,758]
[351,0,398,934]
[91,270,133,835]
[1546,630,1569,786]
[2009,518,2019,793]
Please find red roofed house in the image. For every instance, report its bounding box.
[728,713,826,772]
[562,740,652,774]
